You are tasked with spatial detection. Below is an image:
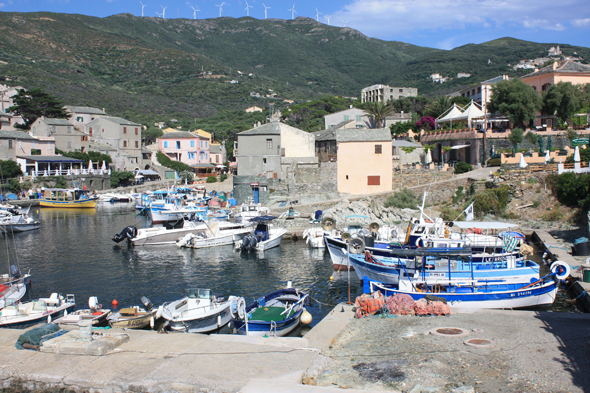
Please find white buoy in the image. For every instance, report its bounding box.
[301,309,312,325]
[287,281,293,289]
[47,314,52,323]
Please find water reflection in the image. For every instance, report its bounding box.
[6,204,361,326]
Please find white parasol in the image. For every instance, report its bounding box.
[574,146,581,162]
[519,153,528,169]
[545,150,550,163]
[425,149,432,164]
[101,161,107,170]
[88,160,93,173]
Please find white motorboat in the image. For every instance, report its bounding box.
[114,219,251,246]
[161,289,243,333]
[53,296,111,327]
[0,209,40,233]
[233,198,271,223]
[176,222,253,249]
[0,293,75,328]
[234,216,288,252]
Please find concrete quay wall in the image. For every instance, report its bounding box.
[0,304,357,393]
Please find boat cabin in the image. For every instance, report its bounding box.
[43,189,94,202]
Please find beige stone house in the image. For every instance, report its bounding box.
[336,128,393,195]
[85,116,143,171]
[29,117,89,153]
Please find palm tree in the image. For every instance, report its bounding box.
[364,102,395,128]
[426,96,452,119]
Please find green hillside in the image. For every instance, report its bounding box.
[1,12,589,128]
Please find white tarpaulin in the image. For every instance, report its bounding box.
[519,153,528,169]
[453,221,519,230]
[452,101,486,126]
[435,103,465,124]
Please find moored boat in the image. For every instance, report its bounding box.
[176,222,253,249]
[53,296,111,328]
[0,293,75,328]
[161,288,242,333]
[364,261,570,310]
[40,188,98,208]
[107,297,159,329]
[231,284,310,336]
[234,216,287,252]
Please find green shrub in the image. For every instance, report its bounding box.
[452,186,464,204]
[532,201,541,208]
[206,176,218,183]
[55,176,67,188]
[527,178,537,185]
[384,188,417,209]
[9,179,29,193]
[220,174,228,182]
[454,161,473,174]
[553,172,590,209]
[0,160,23,178]
[110,171,134,188]
[473,185,512,217]
[440,206,462,221]
[542,208,564,222]
[156,151,191,173]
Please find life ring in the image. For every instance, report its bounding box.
[142,194,149,202]
[415,238,422,248]
[231,297,246,319]
[550,261,571,280]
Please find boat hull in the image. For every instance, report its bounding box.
[347,253,539,285]
[108,310,157,329]
[0,223,41,232]
[0,303,75,329]
[165,304,233,333]
[367,279,558,310]
[40,199,97,208]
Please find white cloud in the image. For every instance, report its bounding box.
[571,18,590,28]
[332,0,589,38]
[0,3,5,8]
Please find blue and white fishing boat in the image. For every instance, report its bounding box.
[344,248,539,285]
[231,284,309,336]
[364,261,570,310]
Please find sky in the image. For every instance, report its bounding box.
[1,0,589,50]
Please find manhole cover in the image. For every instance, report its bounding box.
[464,338,495,348]
[429,327,470,337]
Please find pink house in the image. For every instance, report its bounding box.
[159,131,209,166]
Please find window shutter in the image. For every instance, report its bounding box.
[368,176,380,185]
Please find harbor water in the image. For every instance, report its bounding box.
[3,203,362,330]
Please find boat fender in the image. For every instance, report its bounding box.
[550,261,571,280]
[156,305,163,320]
[150,316,155,329]
[301,309,312,325]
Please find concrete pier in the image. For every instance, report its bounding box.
[0,304,358,392]
[532,230,590,312]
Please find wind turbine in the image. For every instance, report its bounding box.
[341,19,349,27]
[288,5,296,20]
[315,8,321,22]
[161,5,167,18]
[155,11,163,17]
[263,3,270,19]
[245,1,252,16]
[216,2,226,17]
[140,1,146,17]
[325,15,331,25]
[191,6,200,19]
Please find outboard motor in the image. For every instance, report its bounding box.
[112,226,138,243]
[140,296,153,311]
[241,235,250,251]
[248,235,258,251]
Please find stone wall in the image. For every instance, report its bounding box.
[232,175,282,205]
[392,170,455,190]
[31,174,111,191]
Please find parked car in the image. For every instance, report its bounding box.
[486,154,501,167]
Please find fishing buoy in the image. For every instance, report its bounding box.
[112,299,119,308]
[47,314,52,323]
[329,276,334,281]
[301,309,312,325]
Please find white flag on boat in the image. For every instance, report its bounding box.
[463,202,474,222]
